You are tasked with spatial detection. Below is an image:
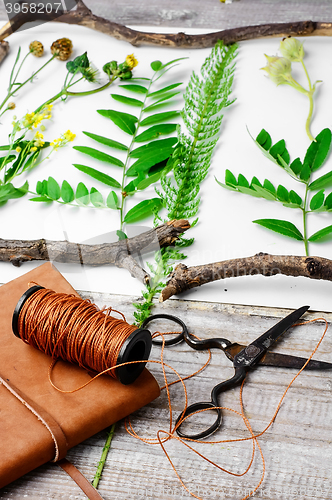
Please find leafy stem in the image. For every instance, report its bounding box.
[118,78,155,230]
[302,183,310,256]
[218,127,332,256]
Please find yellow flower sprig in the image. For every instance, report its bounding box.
[50,130,76,150]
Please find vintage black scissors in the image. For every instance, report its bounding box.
[142,306,332,440]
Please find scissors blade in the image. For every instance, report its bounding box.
[233,305,310,369]
[225,343,332,370]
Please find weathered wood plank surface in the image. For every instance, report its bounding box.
[1,292,331,500]
[1,0,332,27]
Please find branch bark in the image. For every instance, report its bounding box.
[160,252,332,301]
[0,219,190,284]
[0,1,331,48]
[0,40,9,64]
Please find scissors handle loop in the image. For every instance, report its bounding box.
[176,367,247,440]
[176,401,222,440]
[141,313,188,346]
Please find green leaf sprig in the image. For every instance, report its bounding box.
[134,41,238,325]
[66,58,184,233]
[217,127,332,256]
[261,37,320,142]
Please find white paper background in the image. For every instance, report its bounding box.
[1,23,332,311]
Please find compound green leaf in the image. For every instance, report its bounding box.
[270,139,290,165]
[310,189,325,211]
[225,169,237,186]
[29,195,52,202]
[75,182,89,206]
[106,190,118,209]
[73,146,124,167]
[256,129,272,151]
[288,190,302,206]
[73,164,121,188]
[134,124,177,142]
[123,198,163,223]
[263,179,276,195]
[324,192,332,210]
[253,218,303,240]
[151,60,162,71]
[126,139,176,176]
[0,181,28,204]
[97,109,138,135]
[276,184,289,202]
[136,171,162,190]
[308,224,332,242]
[303,128,332,172]
[140,111,180,127]
[90,187,104,207]
[237,185,261,197]
[83,131,128,151]
[130,137,177,158]
[61,180,74,203]
[290,157,302,176]
[299,164,311,182]
[119,84,148,94]
[237,174,249,188]
[46,177,60,200]
[148,83,182,98]
[143,92,181,112]
[251,184,276,201]
[111,94,144,107]
[309,170,332,191]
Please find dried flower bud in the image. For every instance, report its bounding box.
[7,102,16,110]
[280,37,304,62]
[29,40,44,57]
[51,38,73,61]
[261,55,292,85]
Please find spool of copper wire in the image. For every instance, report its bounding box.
[12,286,152,385]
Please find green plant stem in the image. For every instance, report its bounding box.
[34,75,117,114]
[302,183,309,256]
[0,53,57,118]
[119,76,156,231]
[92,424,116,489]
[301,59,315,142]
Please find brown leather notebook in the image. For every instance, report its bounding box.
[0,263,160,489]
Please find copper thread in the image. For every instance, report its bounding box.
[17,288,137,379]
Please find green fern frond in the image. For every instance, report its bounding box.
[134,41,237,325]
[163,41,237,220]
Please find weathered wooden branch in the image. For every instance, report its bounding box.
[0,219,190,284]
[160,252,332,301]
[0,1,331,48]
[0,40,9,63]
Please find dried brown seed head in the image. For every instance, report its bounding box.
[29,40,44,57]
[51,38,73,61]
